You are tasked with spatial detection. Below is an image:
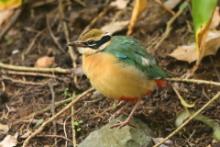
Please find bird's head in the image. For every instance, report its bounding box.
[69,29,112,55]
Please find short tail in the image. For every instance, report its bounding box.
[155,79,168,89]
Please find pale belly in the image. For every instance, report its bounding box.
[82,52,156,100]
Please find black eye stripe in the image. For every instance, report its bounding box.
[83,35,111,49]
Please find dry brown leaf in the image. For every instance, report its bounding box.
[0,9,14,27]
[210,7,220,29]
[0,124,9,135]
[110,0,128,10]
[0,133,18,147]
[164,0,182,9]
[0,0,22,28]
[34,56,55,68]
[101,21,129,34]
[127,0,147,35]
[169,31,220,63]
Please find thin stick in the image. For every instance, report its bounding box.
[172,85,195,109]
[154,1,188,50]
[154,0,175,15]
[48,83,57,146]
[1,70,58,79]
[0,62,72,74]
[1,75,47,86]
[81,1,111,34]
[153,91,220,147]
[58,0,78,85]
[71,93,77,147]
[22,88,94,147]
[22,31,43,58]
[166,78,220,87]
[47,15,65,53]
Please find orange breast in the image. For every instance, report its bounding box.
[82,52,157,100]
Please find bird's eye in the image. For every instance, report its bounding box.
[87,40,96,45]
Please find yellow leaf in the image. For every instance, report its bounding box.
[127,0,147,35]
[0,0,22,10]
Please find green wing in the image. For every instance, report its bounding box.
[104,36,169,79]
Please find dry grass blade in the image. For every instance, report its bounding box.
[127,0,147,35]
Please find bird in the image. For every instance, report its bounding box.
[69,29,169,128]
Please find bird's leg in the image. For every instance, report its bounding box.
[111,100,141,129]
[109,101,128,122]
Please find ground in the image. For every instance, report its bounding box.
[0,0,220,146]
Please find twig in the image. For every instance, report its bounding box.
[73,0,86,7]
[1,75,47,86]
[22,31,43,61]
[22,88,94,147]
[166,78,220,87]
[31,0,55,8]
[0,62,72,74]
[154,1,188,50]
[0,9,21,41]
[172,85,195,109]
[153,91,220,147]
[63,116,70,147]
[48,83,57,146]
[71,93,77,147]
[154,0,175,15]
[1,81,6,91]
[58,0,78,85]
[81,1,111,34]
[46,15,65,53]
[1,70,58,79]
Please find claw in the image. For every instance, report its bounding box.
[110,119,136,128]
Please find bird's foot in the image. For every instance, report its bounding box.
[110,100,141,129]
[108,105,127,122]
[110,118,136,129]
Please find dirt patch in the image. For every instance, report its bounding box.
[0,0,220,146]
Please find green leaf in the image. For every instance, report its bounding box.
[192,0,218,33]
[192,0,218,60]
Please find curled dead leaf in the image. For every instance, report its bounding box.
[0,133,18,147]
[35,56,55,68]
[169,31,220,63]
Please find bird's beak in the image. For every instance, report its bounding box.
[67,41,86,47]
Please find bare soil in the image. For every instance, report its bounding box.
[0,0,220,146]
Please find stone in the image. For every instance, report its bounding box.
[79,116,153,147]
